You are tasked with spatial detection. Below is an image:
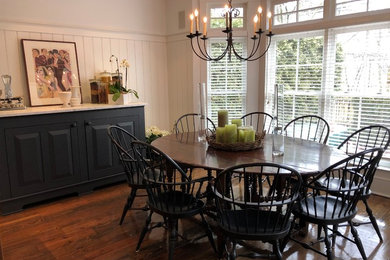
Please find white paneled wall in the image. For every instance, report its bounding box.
[167,36,195,129]
[0,22,170,130]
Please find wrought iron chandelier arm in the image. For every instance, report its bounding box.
[196,36,212,60]
[231,43,246,60]
[246,36,273,61]
[201,36,230,61]
[190,38,211,61]
[247,36,259,59]
[245,33,263,60]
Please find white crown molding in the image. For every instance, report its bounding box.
[0,18,167,43]
[167,32,188,43]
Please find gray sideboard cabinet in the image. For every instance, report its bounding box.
[0,105,145,215]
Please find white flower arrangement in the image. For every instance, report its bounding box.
[146,126,170,143]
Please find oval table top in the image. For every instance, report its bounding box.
[152,132,348,175]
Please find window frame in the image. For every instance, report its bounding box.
[272,0,325,26]
[207,2,247,33]
[265,0,390,168]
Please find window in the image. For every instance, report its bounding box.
[207,38,247,124]
[210,6,244,29]
[266,22,390,160]
[335,0,390,16]
[273,0,324,26]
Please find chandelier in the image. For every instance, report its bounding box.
[186,0,274,62]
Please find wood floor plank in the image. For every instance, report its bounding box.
[0,182,389,259]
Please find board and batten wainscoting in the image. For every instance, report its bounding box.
[0,22,169,130]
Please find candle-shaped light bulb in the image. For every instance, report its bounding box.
[267,12,272,32]
[224,4,229,28]
[203,16,208,36]
[189,13,194,34]
[258,6,262,29]
[194,9,199,32]
[253,15,258,35]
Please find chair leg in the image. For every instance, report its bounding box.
[200,212,217,253]
[225,238,236,260]
[273,240,282,260]
[317,225,322,240]
[136,210,153,252]
[168,219,178,260]
[281,218,295,251]
[206,169,214,203]
[332,224,338,248]
[362,197,383,241]
[349,220,367,260]
[323,225,333,260]
[119,188,137,225]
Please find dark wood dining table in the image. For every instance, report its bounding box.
[153,132,348,175]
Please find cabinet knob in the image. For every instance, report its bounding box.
[85,121,92,126]
[71,122,77,127]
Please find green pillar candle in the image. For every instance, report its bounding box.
[224,124,237,144]
[218,110,228,127]
[216,127,225,143]
[238,129,245,142]
[245,129,256,142]
[231,118,242,127]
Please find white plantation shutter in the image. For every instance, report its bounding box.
[207,38,247,124]
[266,22,390,161]
[325,23,390,150]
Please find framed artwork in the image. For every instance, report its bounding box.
[21,39,81,106]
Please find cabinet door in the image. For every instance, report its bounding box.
[5,122,81,197]
[85,117,137,180]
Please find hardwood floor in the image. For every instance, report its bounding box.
[0,181,389,259]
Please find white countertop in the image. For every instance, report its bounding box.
[0,102,146,118]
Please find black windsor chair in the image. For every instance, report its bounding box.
[291,148,383,260]
[321,125,390,241]
[174,113,216,134]
[240,111,274,133]
[284,115,330,144]
[107,126,148,225]
[174,113,217,201]
[132,140,216,260]
[213,162,302,260]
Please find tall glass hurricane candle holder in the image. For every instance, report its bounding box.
[198,83,207,142]
[272,126,285,156]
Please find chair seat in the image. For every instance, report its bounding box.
[148,190,204,217]
[297,195,357,225]
[219,210,291,240]
[317,177,371,197]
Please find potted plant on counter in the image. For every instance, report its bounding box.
[108,55,139,104]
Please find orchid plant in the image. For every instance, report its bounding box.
[109,55,139,102]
